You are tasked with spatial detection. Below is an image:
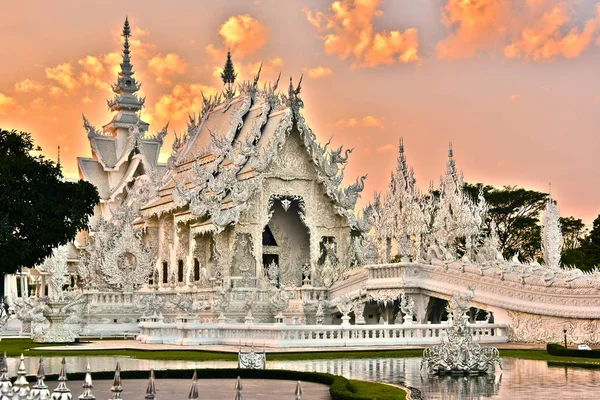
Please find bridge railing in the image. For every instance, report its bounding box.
[137,320,508,347]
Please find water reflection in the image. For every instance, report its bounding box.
[6,356,600,399]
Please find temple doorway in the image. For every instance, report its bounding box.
[262,196,310,287]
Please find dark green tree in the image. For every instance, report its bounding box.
[582,215,600,267]
[464,183,547,260]
[0,130,99,276]
[559,216,586,250]
[221,50,237,98]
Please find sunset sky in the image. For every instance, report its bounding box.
[1,0,599,224]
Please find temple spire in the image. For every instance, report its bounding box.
[106,16,145,114]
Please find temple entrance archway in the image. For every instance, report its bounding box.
[262,195,310,287]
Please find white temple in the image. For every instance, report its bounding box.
[4,17,600,346]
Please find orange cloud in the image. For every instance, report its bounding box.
[336,115,384,129]
[376,144,395,153]
[128,26,156,60]
[218,15,269,57]
[151,83,218,127]
[45,63,78,92]
[0,92,17,115]
[304,0,420,67]
[147,53,188,84]
[504,2,599,60]
[14,79,44,93]
[509,93,521,101]
[304,66,333,78]
[437,0,600,60]
[436,0,512,59]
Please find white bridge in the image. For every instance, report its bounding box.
[329,261,600,344]
[137,319,507,347]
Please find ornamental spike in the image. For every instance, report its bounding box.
[31,357,51,400]
[144,369,156,400]
[78,363,95,400]
[50,358,72,400]
[295,381,303,399]
[187,370,198,399]
[0,352,13,395]
[110,362,123,399]
[13,353,30,393]
[234,376,243,391]
[448,141,453,158]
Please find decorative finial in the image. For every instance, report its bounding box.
[549,182,552,197]
[399,137,404,154]
[78,363,95,400]
[31,356,51,399]
[235,376,243,391]
[144,369,156,399]
[0,352,13,394]
[110,362,123,399]
[295,381,303,400]
[50,358,72,400]
[13,353,31,396]
[187,370,198,399]
[57,145,61,167]
[448,141,453,158]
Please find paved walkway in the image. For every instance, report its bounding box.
[32,339,547,352]
[60,378,331,399]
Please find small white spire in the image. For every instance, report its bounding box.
[187,370,198,399]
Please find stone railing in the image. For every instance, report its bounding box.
[137,319,508,347]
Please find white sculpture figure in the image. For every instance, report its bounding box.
[542,195,563,269]
[315,302,324,325]
[266,260,279,285]
[333,295,353,325]
[400,293,416,325]
[421,294,501,375]
[137,290,165,319]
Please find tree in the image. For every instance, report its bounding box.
[581,214,600,268]
[464,184,547,261]
[221,50,237,98]
[559,216,586,250]
[0,130,99,276]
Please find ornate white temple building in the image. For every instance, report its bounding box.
[5,18,600,346]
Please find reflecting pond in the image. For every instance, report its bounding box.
[7,356,600,399]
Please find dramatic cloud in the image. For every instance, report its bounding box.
[437,0,600,60]
[304,66,333,78]
[151,83,218,127]
[0,92,16,115]
[336,115,384,128]
[147,53,188,84]
[218,15,269,57]
[436,0,511,59]
[45,63,78,91]
[304,0,420,67]
[78,55,109,90]
[504,2,600,60]
[14,79,44,93]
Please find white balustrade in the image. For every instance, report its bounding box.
[137,321,508,347]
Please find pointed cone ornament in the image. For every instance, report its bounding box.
[295,381,303,399]
[31,356,51,400]
[78,363,95,400]
[187,370,198,399]
[234,376,243,391]
[13,353,31,398]
[0,352,13,395]
[144,369,156,399]
[50,357,72,400]
[110,362,123,399]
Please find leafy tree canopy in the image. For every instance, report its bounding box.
[0,130,99,275]
[464,183,547,261]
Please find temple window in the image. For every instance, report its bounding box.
[178,260,184,282]
[194,258,200,281]
[162,262,168,284]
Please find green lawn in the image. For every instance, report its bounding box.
[348,380,407,400]
[3,338,600,367]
